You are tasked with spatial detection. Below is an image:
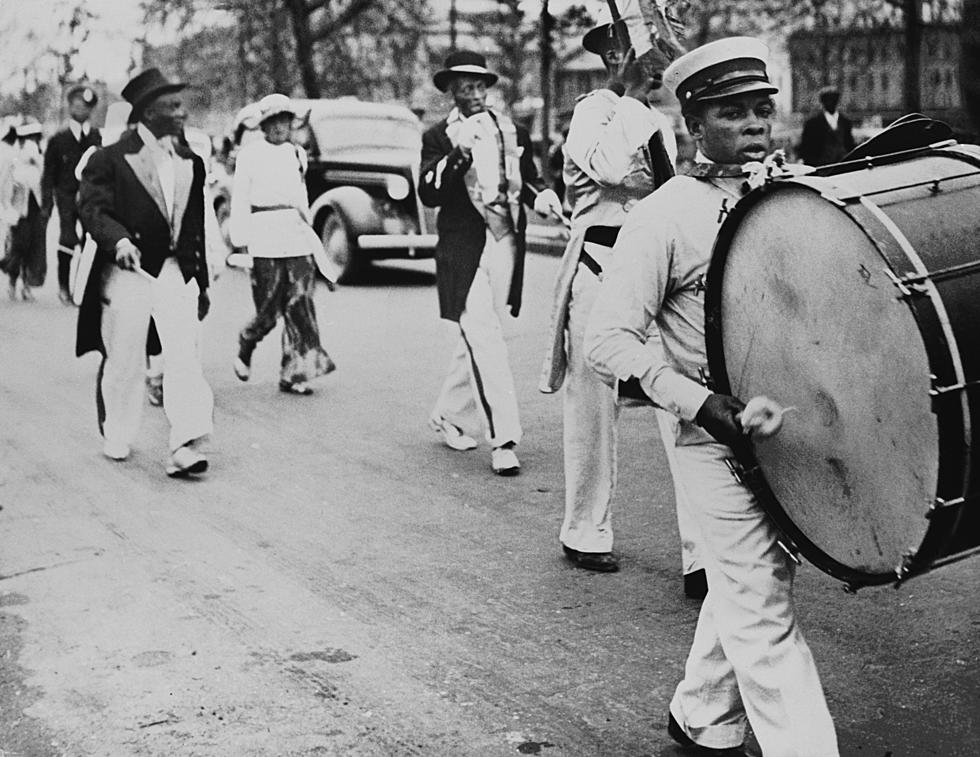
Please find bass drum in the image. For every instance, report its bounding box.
[705,143,980,587]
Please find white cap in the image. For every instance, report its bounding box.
[257,93,295,124]
[664,36,777,111]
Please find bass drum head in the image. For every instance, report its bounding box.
[711,183,938,582]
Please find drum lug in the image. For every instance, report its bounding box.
[893,550,917,585]
[882,267,928,298]
[927,495,966,518]
[929,377,980,400]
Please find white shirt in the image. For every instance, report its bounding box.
[823,110,839,131]
[137,122,176,222]
[68,119,90,141]
[229,138,312,258]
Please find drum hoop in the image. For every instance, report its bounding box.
[706,160,976,586]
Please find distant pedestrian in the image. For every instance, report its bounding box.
[798,85,855,166]
[77,68,213,477]
[229,93,335,395]
[0,122,47,301]
[42,84,102,305]
[420,50,561,476]
[0,120,19,260]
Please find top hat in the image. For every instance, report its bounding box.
[257,93,295,125]
[121,68,186,119]
[664,37,778,112]
[67,84,98,106]
[433,50,498,93]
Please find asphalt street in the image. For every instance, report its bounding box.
[1,243,978,756]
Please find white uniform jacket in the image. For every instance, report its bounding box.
[584,172,752,446]
[539,89,676,392]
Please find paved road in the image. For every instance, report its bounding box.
[1,250,978,756]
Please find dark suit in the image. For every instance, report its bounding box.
[419,116,544,322]
[42,124,101,292]
[798,110,855,166]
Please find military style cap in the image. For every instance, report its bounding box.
[664,37,777,110]
[67,84,98,106]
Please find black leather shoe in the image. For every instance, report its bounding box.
[668,712,747,755]
[684,569,708,600]
[562,545,619,573]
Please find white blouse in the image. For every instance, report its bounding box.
[229,139,313,258]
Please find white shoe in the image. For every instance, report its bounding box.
[233,357,250,381]
[429,416,477,451]
[491,445,520,476]
[103,439,130,461]
[166,444,208,478]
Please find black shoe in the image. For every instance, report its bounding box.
[562,545,619,573]
[668,712,747,755]
[684,569,708,600]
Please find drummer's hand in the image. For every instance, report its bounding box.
[114,238,141,271]
[695,393,746,448]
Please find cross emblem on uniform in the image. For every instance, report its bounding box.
[717,198,731,224]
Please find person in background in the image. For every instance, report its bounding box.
[539,14,704,592]
[798,85,855,166]
[1,122,47,301]
[77,68,213,478]
[419,50,562,476]
[229,93,335,395]
[0,120,20,262]
[42,84,102,305]
[586,37,839,755]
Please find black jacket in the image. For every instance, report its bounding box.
[76,129,208,357]
[41,124,102,213]
[419,115,545,322]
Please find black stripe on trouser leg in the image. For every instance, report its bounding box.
[460,325,496,440]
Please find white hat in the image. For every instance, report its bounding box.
[15,121,42,138]
[257,93,295,124]
[664,36,778,111]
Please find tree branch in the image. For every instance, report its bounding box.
[309,0,375,41]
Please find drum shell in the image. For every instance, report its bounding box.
[706,145,980,585]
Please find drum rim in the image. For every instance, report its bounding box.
[705,154,979,586]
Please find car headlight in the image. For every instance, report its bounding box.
[385,174,410,201]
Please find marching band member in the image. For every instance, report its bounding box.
[538,13,704,589]
[586,37,839,755]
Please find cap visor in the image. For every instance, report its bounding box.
[695,81,779,103]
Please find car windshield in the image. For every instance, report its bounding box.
[305,114,420,157]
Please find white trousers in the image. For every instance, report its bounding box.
[560,263,701,571]
[433,233,522,448]
[100,258,214,453]
[668,442,838,757]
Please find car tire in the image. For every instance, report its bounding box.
[320,210,366,284]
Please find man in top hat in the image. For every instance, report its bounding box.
[585,38,839,755]
[798,85,855,166]
[419,50,562,476]
[42,84,102,304]
[77,68,213,478]
[538,10,705,586]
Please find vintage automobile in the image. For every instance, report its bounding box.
[289,98,437,282]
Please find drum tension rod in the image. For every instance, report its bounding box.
[929,379,980,398]
[927,495,977,516]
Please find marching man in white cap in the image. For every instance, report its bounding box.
[585,37,839,755]
[420,51,562,476]
[538,9,704,588]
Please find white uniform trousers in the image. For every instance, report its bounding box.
[668,442,838,757]
[433,232,522,448]
[560,261,702,570]
[100,258,214,453]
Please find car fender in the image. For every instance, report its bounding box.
[310,186,383,237]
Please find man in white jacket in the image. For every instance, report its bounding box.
[538,16,703,591]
